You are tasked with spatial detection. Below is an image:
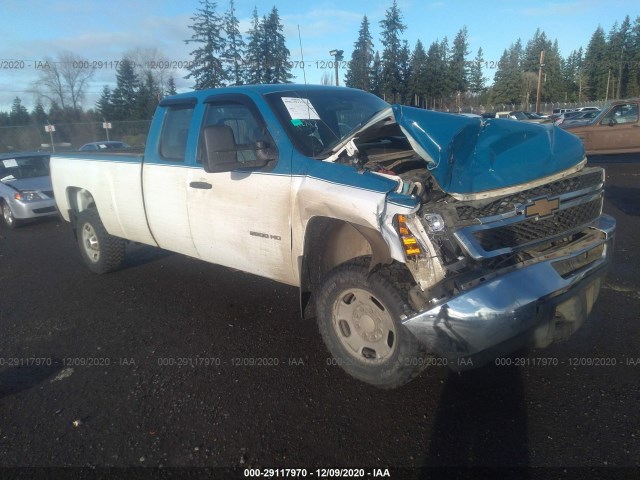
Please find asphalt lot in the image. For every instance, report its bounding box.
[0,156,639,478]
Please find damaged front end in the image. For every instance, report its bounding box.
[329,105,616,370]
[402,168,615,370]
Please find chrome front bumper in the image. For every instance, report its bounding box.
[402,214,616,370]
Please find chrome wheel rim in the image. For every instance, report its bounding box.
[332,288,397,362]
[2,203,13,225]
[81,222,100,263]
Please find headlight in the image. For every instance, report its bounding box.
[14,191,41,202]
[423,213,445,233]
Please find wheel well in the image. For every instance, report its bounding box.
[65,188,96,235]
[66,188,96,215]
[299,217,392,319]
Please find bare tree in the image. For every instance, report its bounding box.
[33,51,94,111]
[321,71,334,86]
[59,52,94,111]
[125,47,171,96]
[34,56,67,109]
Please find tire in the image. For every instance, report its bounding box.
[316,260,427,389]
[76,209,126,274]
[1,201,21,229]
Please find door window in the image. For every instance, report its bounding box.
[159,105,194,161]
[199,102,276,165]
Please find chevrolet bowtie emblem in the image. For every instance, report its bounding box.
[525,197,559,218]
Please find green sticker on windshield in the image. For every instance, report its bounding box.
[291,119,303,127]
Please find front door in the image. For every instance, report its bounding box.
[185,96,295,285]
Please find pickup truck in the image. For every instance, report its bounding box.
[51,84,616,388]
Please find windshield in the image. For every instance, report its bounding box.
[264,88,389,157]
[0,155,50,181]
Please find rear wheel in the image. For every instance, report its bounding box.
[1,201,21,229]
[76,209,126,274]
[316,261,426,388]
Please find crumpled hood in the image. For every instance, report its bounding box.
[392,105,585,196]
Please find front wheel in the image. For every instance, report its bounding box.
[2,201,21,229]
[316,261,426,389]
[76,209,126,274]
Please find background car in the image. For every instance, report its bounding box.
[495,111,546,123]
[79,141,130,151]
[573,106,601,113]
[564,100,640,154]
[552,108,575,115]
[554,110,586,126]
[558,110,600,128]
[0,152,57,229]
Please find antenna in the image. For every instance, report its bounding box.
[297,25,307,86]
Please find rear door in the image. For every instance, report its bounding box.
[142,98,200,257]
[185,94,295,285]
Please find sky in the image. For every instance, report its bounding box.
[0,0,638,112]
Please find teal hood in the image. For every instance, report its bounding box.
[392,105,585,196]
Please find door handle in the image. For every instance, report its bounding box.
[189,181,212,189]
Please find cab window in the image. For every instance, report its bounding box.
[159,105,194,161]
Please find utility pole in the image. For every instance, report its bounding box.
[605,69,611,102]
[535,50,545,114]
[578,73,582,103]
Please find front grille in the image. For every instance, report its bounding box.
[473,197,602,252]
[456,169,603,221]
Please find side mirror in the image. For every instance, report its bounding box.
[203,125,238,173]
[202,125,275,173]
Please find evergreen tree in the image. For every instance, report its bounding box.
[31,101,48,125]
[0,111,9,128]
[449,26,470,94]
[562,48,584,102]
[136,72,160,120]
[9,97,30,126]
[439,37,453,100]
[629,16,640,96]
[468,47,486,94]
[521,29,563,102]
[584,26,608,100]
[166,76,178,96]
[222,0,245,85]
[379,0,407,101]
[261,7,292,84]
[184,0,227,89]
[408,40,428,106]
[245,7,264,84]
[96,85,114,119]
[424,40,446,108]
[544,40,565,102]
[491,40,525,105]
[111,59,140,120]
[370,51,383,97]
[607,16,633,98]
[398,40,412,104]
[344,15,374,91]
